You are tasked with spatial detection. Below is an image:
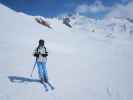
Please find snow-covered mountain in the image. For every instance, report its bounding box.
[69,14,133,40]
[0,3,133,100]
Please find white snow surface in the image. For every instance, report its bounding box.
[0,4,133,100]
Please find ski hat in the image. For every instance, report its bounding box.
[39,39,45,46]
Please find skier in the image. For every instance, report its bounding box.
[33,39,49,83]
[32,39,54,91]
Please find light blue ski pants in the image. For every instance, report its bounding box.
[36,61,48,81]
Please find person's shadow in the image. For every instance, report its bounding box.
[8,76,40,83]
[8,76,54,91]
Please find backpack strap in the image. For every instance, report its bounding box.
[36,46,39,54]
[44,46,47,53]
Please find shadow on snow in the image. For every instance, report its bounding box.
[8,76,40,83]
[8,76,55,91]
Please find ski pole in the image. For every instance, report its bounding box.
[30,58,37,77]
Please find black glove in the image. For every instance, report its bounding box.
[42,53,48,57]
[34,53,39,57]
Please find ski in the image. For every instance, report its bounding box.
[46,81,55,90]
[40,81,49,92]
[40,80,54,92]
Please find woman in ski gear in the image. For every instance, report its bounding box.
[33,39,48,82]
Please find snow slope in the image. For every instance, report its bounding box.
[0,4,133,100]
